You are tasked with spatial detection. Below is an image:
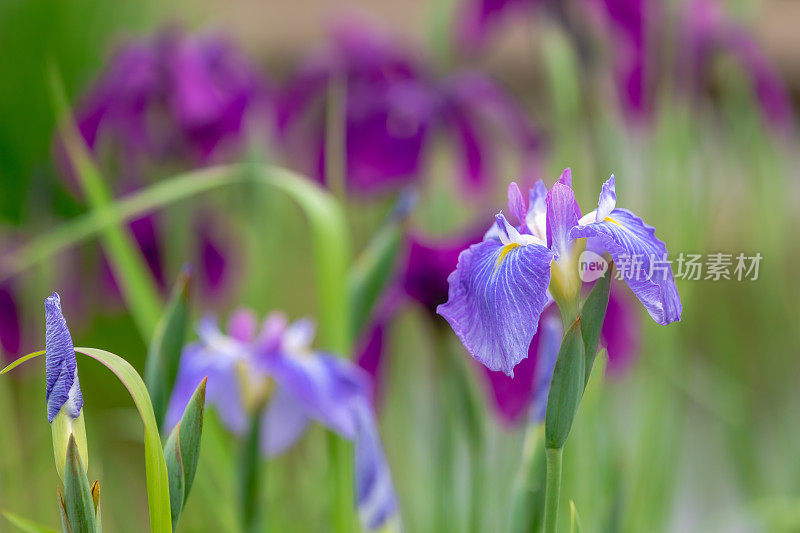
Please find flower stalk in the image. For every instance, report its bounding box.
[543,447,563,533]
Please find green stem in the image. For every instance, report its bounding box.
[238,408,264,533]
[329,435,356,533]
[543,447,563,533]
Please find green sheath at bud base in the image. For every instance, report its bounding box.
[52,409,88,484]
[60,434,97,533]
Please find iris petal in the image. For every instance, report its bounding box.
[262,352,368,439]
[354,400,399,530]
[437,238,554,376]
[545,176,581,258]
[570,208,682,325]
[259,387,311,456]
[165,341,249,434]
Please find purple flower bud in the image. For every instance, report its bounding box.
[45,292,83,423]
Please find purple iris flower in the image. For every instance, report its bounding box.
[165,309,399,531]
[438,169,681,376]
[278,17,541,195]
[45,292,83,423]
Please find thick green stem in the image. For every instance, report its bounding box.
[238,408,264,533]
[543,447,563,533]
[329,435,356,533]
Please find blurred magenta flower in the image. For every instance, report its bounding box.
[678,0,794,130]
[402,229,486,315]
[438,170,681,376]
[482,312,561,425]
[166,309,398,531]
[45,292,82,423]
[0,283,21,361]
[278,17,541,195]
[454,0,793,126]
[64,28,268,301]
[454,0,655,116]
[601,282,641,376]
[76,28,271,176]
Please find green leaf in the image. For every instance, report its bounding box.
[63,435,96,533]
[0,350,45,375]
[145,267,193,427]
[348,200,410,343]
[265,169,351,355]
[237,406,264,533]
[165,377,206,528]
[56,490,73,533]
[579,264,612,387]
[545,318,586,449]
[164,432,184,530]
[569,500,583,533]
[2,349,173,532]
[47,64,162,339]
[2,511,58,533]
[74,348,172,532]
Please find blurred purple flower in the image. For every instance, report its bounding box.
[679,0,793,130]
[76,28,271,176]
[482,312,561,425]
[166,309,399,531]
[602,283,641,376]
[65,29,265,302]
[455,0,793,125]
[402,229,485,316]
[278,17,541,195]
[0,283,21,361]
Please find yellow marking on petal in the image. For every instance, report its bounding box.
[495,243,520,270]
[604,216,623,227]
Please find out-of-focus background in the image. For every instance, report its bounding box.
[1,0,799,531]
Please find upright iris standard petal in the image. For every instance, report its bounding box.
[45,292,83,423]
[571,208,682,325]
[507,182,529,229]
[596,175,617,221]
[545,168,581,258]
[437,225,554,376]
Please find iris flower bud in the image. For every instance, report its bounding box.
[45,292,88,481]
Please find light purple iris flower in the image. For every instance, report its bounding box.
[44,292,83,423]
[438,169,681,376]
[278,17,541,195]
[165,309,398,531]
